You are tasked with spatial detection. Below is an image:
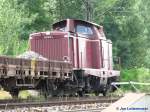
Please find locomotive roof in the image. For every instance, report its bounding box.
[52,19,101,28]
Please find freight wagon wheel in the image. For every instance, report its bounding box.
[94,91,99,96]
[77,90,85,97]
[10,89,19,99]
[77,91,83,97]
[41,85,50,98]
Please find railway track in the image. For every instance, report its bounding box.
[0,96,120,111]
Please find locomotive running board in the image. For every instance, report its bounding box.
[74,68,120,78]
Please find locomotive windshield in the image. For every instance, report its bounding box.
[76,25,93,35]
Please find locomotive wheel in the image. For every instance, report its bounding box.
[102,84,112,96]
[102,90,108,96]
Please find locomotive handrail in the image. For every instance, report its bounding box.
[111,81,150,93]
[111,81,150,86]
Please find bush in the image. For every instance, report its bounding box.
[120,68,150,92]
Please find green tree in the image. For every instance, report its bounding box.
[0,0,149,69]
[0,0,34,55]
[93,0,148,68]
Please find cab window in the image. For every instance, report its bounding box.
[53,21,66,32]
[76,25,93,35]
[56,26,66,31]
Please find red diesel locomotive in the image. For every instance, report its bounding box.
[30,19,120,96]
[0,19,120,97]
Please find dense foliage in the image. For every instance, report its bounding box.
[0,0,149,69]
[121,68,150,92]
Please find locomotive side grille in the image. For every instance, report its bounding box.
[31,37,68,61]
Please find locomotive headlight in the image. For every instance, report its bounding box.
[64,34,74,38]
[45,31,51,35]
[44,31,52,38]
[64,34,68,37]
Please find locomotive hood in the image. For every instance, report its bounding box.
[29,31,68,40]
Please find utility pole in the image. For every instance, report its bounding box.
[82,0,93,21]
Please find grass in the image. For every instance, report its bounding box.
[0,89,45,100]
[18,90,45,100]
[18,90,31,99]
[0,90,12,99]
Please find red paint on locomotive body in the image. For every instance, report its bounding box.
[30,19,120,78]
[30,31,68,61]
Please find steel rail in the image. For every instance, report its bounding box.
[0,97,120,109]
